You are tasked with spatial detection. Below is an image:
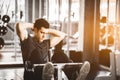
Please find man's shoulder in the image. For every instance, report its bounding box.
[44,39,50,42]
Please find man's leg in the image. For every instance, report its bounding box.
[42,62,54,80]
[76,61,90,80]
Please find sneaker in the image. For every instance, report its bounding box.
[42,62,54,80]
[76,61,90,80]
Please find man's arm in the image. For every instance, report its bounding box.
[16,22,34,41]
[47,29,66,47]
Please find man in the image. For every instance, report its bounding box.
[16,18,90,80]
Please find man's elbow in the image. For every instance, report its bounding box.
[16,23,19,31]
[61,33,67,40]
[16,23,21,35]
[16,22,23,31]
[16,22,21,29]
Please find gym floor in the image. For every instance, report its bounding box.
[0,46,24,80]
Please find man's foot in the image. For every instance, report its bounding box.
[42,62,54,80]
[76,61,90,80]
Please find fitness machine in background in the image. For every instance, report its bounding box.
[0,0,11,49]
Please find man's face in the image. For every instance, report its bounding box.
[34,27,47,42]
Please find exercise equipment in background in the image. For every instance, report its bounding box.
[0,0,11,49]
[2,0,11,23]
[0,25,8,36]
[0,37,4,49]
